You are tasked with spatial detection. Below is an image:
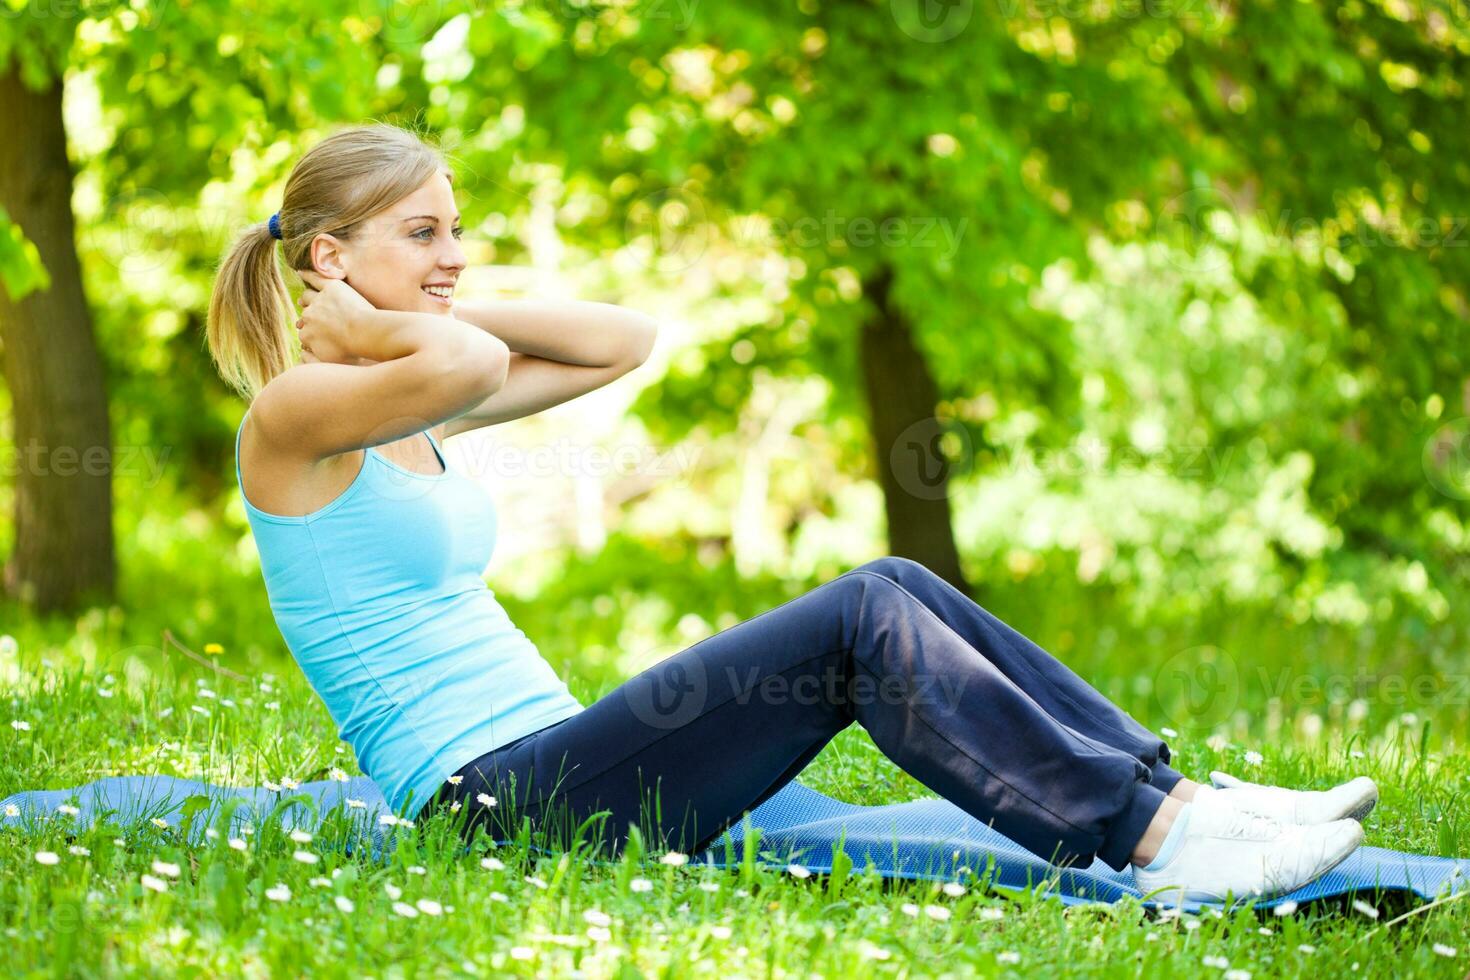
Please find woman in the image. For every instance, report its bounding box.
[208,123,1374,904]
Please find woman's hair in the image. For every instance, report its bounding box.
[206,122,454,400]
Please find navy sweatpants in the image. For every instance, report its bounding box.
[430,556,1182,871]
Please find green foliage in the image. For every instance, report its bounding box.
[0,208,48,300]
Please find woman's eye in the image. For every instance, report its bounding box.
[414,227,464,240]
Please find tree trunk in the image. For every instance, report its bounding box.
[857,263,971,595]
[0,67,115,613]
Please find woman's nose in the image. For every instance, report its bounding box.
[441,238,467,273]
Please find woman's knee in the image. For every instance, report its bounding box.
[856,555,931,581]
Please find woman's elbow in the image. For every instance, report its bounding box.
[626,317,659,366]
[439,333,511,404]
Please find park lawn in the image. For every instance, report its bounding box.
[0,627,1467,978]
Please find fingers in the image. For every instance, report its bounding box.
[298,268,326,290]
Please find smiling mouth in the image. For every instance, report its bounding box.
[423,285,454,304]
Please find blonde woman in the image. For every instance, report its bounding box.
[208,123,1374,903]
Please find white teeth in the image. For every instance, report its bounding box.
[423,286,453,298]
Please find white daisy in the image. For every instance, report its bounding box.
[265,883,291,902]
[34,851,60,865]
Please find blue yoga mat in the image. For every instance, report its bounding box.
[4,774,1466,912]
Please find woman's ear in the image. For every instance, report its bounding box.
[308,233,349,280]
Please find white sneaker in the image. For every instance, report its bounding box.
[1204,770,1379,823]
[1132,798,1364,905]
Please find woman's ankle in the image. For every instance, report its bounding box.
[1168,777,1201,803]
[1130,794,1184,866]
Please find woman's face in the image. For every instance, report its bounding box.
[308,172,467,321]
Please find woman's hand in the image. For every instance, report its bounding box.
[296,269,375,364]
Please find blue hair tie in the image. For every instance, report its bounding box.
[268,212,282,241]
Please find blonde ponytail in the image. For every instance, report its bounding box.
[205,122,453,401]
[206,218,297,400]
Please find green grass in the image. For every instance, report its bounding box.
[2,596,1468,977]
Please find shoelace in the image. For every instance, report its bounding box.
[1221,807,1285,841]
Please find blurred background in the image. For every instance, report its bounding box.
[2,0,1469,753]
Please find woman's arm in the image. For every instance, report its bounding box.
[452,298,658,367]
[254,280,511,460]
[436,298,659,436]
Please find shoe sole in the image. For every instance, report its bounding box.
[1341,790,1377,823]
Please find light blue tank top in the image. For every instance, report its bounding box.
[234,411,585,818]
